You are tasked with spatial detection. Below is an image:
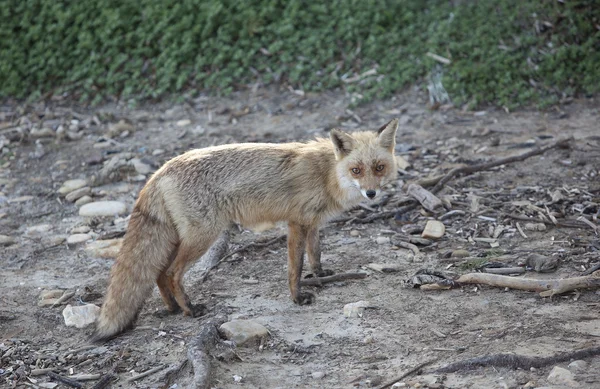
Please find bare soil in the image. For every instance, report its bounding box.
[1,88,599,389]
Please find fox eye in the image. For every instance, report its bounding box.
[351,167,361,175]
[376,164,385,172]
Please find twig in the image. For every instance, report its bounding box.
[46,372,83,388]
[125,365,167,383]
[431,346,600,373]
[300,272,367,286]
[407,183,443,212]
[188,317,227,389]
[68,374,102,381]
[377,358,439,389]
[505,213,592,229]
[516,222,528,239]
[482,267,525,275]
[90,374,115,389]
[201,235,286,281]
[51,290,75,307]
[430,137,573,194]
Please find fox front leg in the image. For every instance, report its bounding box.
[287,222,315,305]
[305,226,334,278]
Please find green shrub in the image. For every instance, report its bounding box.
[1,0,598,108]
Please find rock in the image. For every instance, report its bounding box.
[421,220,445,239]
[152,149,165,156]
[65,186,91,202]
[176,119,192,127]
[58,179,87,195]
[219,320,269,346]
[85,238,123,258]
[66,233,91,245]
[524,222,547,232]
[526,253,558,273]
[233,375,242,383]
[366,263,400,273]
[62,304,101,329]
[75,195,93,206]
[30,127,55,139]
[391,383,407,388]
[376,236,391,245]
[71,225,91,234]
[395,155,410,170]
[568,360,588,373]
[343,300,372,318]
[26,224,53,236]
[350,229,360,237]
[451,249,470,258]
[79,201,126,217]
[547,366,578,387]
[131,158,153,175]
[107,120,135,138]
[0,234,16,246]
[311,371,326,379]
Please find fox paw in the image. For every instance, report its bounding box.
[294,291,315,305]
[185,303,207,318]
[304,269,335,279]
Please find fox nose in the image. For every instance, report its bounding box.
[366,190,376,199]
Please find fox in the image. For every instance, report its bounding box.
[90,118,399,342]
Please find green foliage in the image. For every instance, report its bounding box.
[1,0,599,107]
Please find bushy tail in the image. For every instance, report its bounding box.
[90,188,178,342]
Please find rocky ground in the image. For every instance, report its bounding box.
[1,87,599,389]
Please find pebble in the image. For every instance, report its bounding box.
[71,225,91,234]
[79,201,126,217]
[451,249,470,258]
[524,222,547,232]
[0,234,16,246]
[152,149,165,156]
[85,238,123,258]
[75,195,93,206]
[107,120,135,138]
[376,236,390,245]
[176,119,192,127]
[66,233,91,245]
[26,224,53,235]
[219,320,269,347]
[349,230,360,237]
[65,186,91,202]
[366,263,400,273]
[547,366,578,387]
[343,300,372,318]
[62,304,101,329]
[568,360,588,373]
[421,220,445,239]
[30,127,55,139]
[391,383,407,388]
[58,179,87,195]
[311,371,326,379]
[131,158,153,175]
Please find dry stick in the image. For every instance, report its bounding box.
[505,213,591,229]
[430,137,573,194]
[125,365,167,383]
[187,317,227,389]
[201,234,286,282]
[455,271,600,297]
[406,183,443,212]
[376,358,440,389]
[90,374,115,389]
[431,346,600,373]
[46,372,83,388]
[300,272,367,286]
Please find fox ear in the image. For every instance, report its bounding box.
[376,118,399,151]
[330,128,355,158]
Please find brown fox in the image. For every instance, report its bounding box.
[90,119,399,341]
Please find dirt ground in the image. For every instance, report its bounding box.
[1,87,599,389]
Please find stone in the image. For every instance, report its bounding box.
[79,201,126,217]
[376,236,390,245]
[311,371,326,379]
[66,233,91,245]
[30,127,55,139]
[568,360,588,373]
[421,220,445,239]
[366,263,400,273]
[547,366,578,387]
[58,179,87,195]
[524,222,547,232]
[26,224,53,235]
[219,320,269,346]
[131,158,153,175]
[395,155,410,170]
[75,195,93,206]
[62,304,101,329]
[451,249,470,258]
[65,186,91,202]
[349,230,360,237]
[0,234,16,246]
[526,253,559,273]
[343,301,372,318]
[85,238,123,259]
[152,149,165,156]
[176,119,192,127]
[71,225,91,234]
[107,120,135,138]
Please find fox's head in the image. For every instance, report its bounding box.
[330,118,399,201]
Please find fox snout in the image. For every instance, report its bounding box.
[360,188,380,200]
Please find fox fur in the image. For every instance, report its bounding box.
[90,119,399,341]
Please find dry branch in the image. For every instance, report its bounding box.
[300,272,367,286]
[456,271,600,297]
[377,358,439,389]
[187,317,226,389]
[406,183,443,212]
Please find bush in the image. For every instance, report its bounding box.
[1,0,599,108]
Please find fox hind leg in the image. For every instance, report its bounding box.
[156,243,181,314]
[287,222,315,305]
